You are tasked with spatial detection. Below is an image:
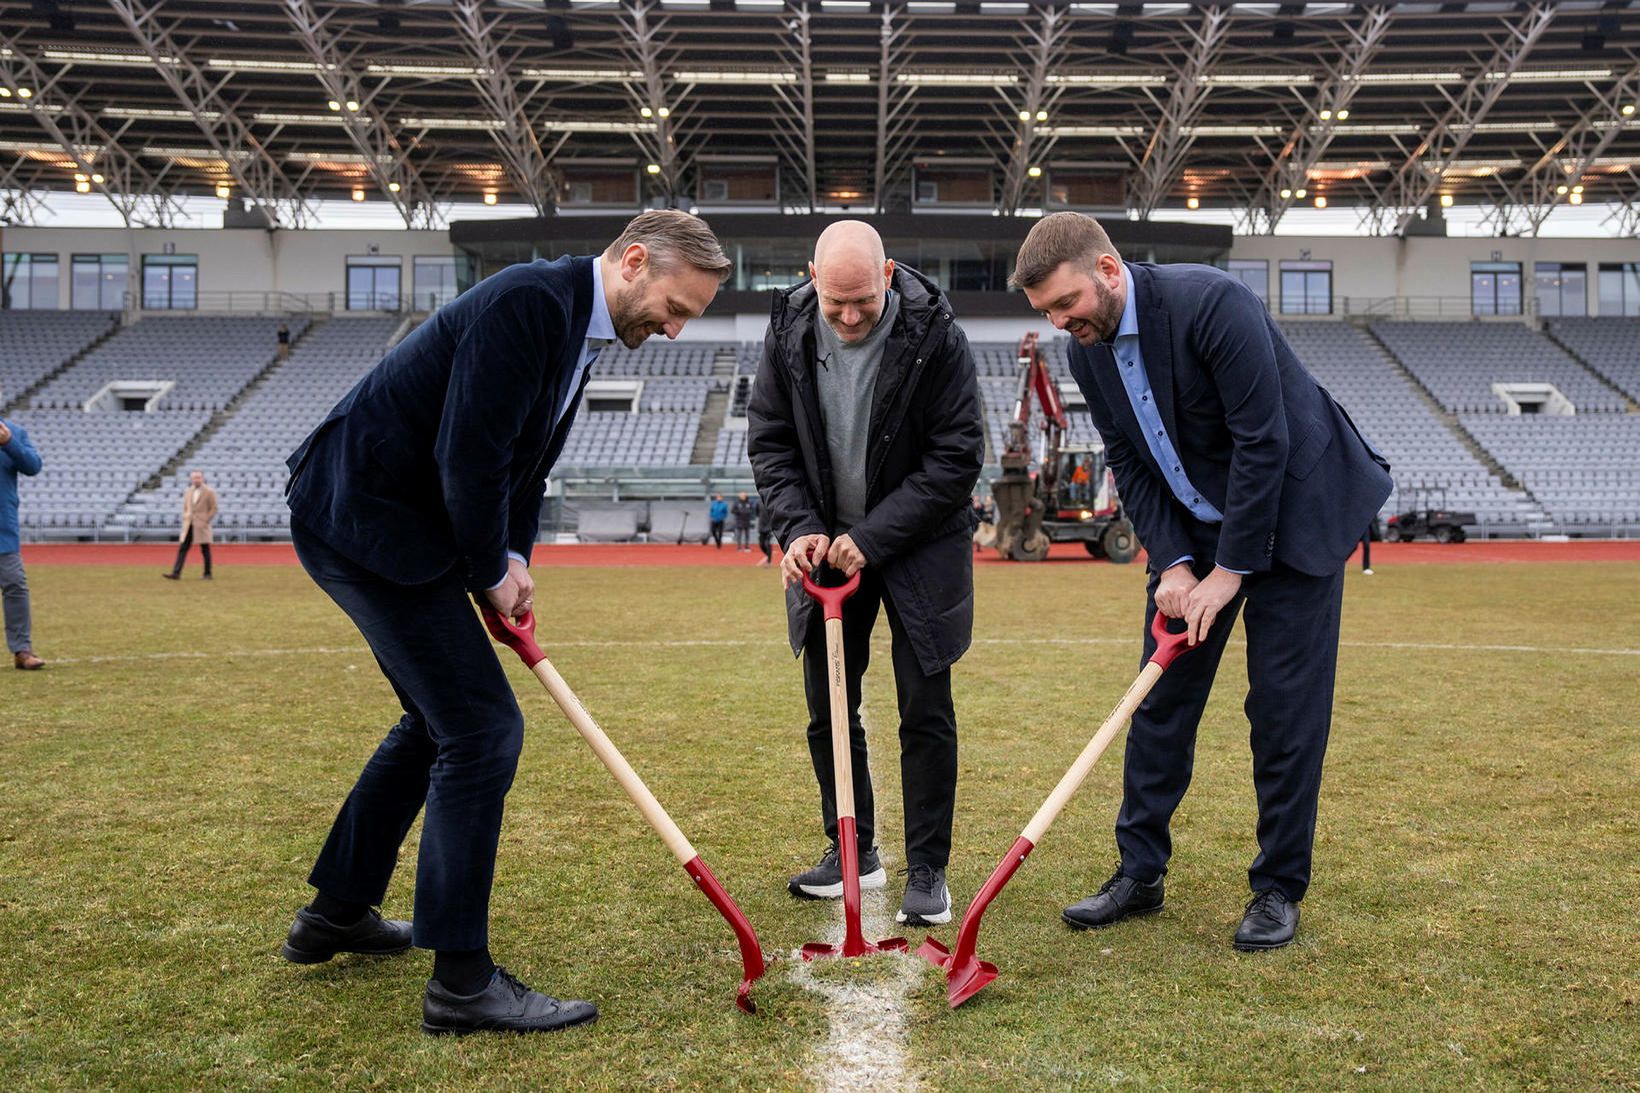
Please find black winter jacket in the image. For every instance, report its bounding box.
[747,263,984,675]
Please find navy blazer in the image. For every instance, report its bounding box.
[1067,262,1391,577]
[287,256,595,590]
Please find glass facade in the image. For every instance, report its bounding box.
[71,253,129,310]
[1279,260,1332,315]
[1598,263,1640,316]
[1470,261,1522,316]
[1228,259,1269,307]
[1,253,60,309]
[141,254,198,310]
[346,256,402,310]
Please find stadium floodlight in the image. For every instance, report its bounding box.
[105,106,220,120]
[1039,124,1146,137]
[657,107,670,118]
[825,72,872,82]
[907,2,957,10]
[641,106,654,117]
[1348,71,1462,85]
[215,182,231,198]
[1313,195,1327,208]
[673,70,797,83]
[75,180,90,193]
[17,87,32,99]
[1489,67,1613,82]
[543,120,658,133]
[141,146,253,161]
[821,0,871,9]
[520,67,643,81]
[91,173,103,183]
[1624,104,1637,117]
[482,190,498,205]
[74,173,88,182]
[252,112,362,125]
[327,100,341,111]
[1279,188,1292,199]
[1295,187,1307,198]
[345,100,361,112]
[1186,196,1199,209]
[43,48,171,67]
[0,88,9,98]
[351,187,366,202]
[1569,192,1584,205]
[646,163,662,174]
[1035,109,1048,122]
[898,71,1019,86]
[387,181,401,193]
[1027,165,1042,178]
[1046,72,1169,86]
[1203,72,1313,86]
[1572,184,1584,194]
[1189,124,1284,137]
[734,0,787,8]
[1019,110,1031,121]
[365,62,484,78]
[399,116,506,130]
[1336,109,1350,121]
[980,2,1030,11]
[1320,108,1332,120]
[1557,184,1569,195]
[207,57,325,74]
[1440,193,1454,207]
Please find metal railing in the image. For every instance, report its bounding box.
[120,290,457,316]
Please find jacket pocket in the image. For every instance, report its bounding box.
[1285,416,1331,481]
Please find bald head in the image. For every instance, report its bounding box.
[809,220,895,345]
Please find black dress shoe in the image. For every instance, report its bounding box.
[422,967,599,1036]
[1062,868,1165,930]
[280,905,412,964]
[1234,888,1299,951]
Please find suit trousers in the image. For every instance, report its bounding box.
[0,551,31,653]
[801,566,958,869]
[1115,557,1345,902]
[171,527,212,576]
[292,521,525,951]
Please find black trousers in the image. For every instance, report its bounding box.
[801,567,958,869]
[709,519,725,548]
[171,527,212,576]
[758,530,773,562]
[292,521,525,951]
[1116,558,1345,902]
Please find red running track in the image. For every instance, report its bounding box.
[20,539,1640,567]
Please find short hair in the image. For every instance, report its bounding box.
[1009,212,1123,291]
[605,209,733,284]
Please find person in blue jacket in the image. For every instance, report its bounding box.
[0,416,44,670]
[708,493,728,548]
[1012,213,1391,953]
[279,210,730,1035]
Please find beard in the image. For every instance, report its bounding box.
[1065,277,1125,344]
[609,278,665,348]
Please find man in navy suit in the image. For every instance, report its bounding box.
[280,210,730,1034]
[1012,213,1390,951]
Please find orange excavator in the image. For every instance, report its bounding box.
[978,332,1138,563]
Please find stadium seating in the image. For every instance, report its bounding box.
[30,315,310,413]
[1543,318,1640,404]
[1459,414,1640,530]
[1370,320,1628,414]
[1278,321,1538,527]
[11,410,211,535]
[0,311,119,405]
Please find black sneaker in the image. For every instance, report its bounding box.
[280,905,412,964]
[422,966,598,1036]
[1062,867,1165,930]
[895,864,951,926]
[787,843,887,900]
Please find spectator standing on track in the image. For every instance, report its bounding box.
[279,210,730,1035]
[1011,212,1391,952]
[0,414,44,670]
[731,491,755,552]
[748,219,984,929]
[708,494,728,548]
[163,470,219,581]
[276,321,291,361]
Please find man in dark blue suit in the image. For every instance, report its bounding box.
[280,210,729,1034]
[1012,213,1391,951]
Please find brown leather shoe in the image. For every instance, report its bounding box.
[14,650,44,670]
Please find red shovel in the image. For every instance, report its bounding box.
[918,609,1195,1006]
[481,605,767,1013]
[798,569,909,960]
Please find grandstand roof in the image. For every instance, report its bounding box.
[3,1,1640,235]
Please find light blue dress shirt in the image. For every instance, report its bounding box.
[1109,263,1246,574]
[495,258,615,585]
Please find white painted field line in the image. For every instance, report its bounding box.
[787,878,924,1093]
[49,635,1640,667]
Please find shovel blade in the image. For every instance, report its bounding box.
[917,936,952,969]
[946,958,999,1008]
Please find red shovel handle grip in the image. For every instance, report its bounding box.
[480,603,547,669]
[801,569,861,621]
[1148,609,1194,671]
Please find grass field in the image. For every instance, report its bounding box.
[1,558,1636,1090]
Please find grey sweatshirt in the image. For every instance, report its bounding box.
[815,290,900,532]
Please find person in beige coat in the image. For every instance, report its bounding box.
[164,470,218,580]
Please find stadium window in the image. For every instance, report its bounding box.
[1,253,60,310]
[1470,261,1522,317]
[346,255,402,311]
[412,256,459,310]
[141,254,198,310]
[1278,260,1331,315]
[71,254,129,310]
[1228,259,1269,307]
[1597,263,1640,316]
[1533,262,1586,318]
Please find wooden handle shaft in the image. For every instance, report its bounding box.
[530,657,697,865]
[1020,661,1165,846]
[823,616,856,821]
